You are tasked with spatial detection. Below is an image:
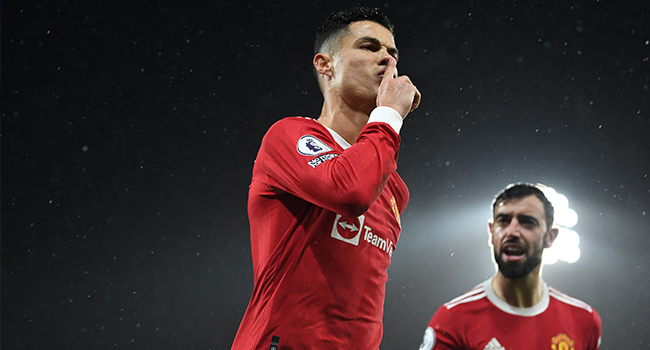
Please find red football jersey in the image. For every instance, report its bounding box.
[419,279,602,350]
[232,114,409,350]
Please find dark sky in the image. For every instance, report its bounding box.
[2,0,649,349]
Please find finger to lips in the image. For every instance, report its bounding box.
[384,58,397,81]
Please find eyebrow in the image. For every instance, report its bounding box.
[495,213,541,227]
[356,36,399,59]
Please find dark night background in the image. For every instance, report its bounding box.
[2,0,649,349]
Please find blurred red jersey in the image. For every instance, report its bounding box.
[419,279,602,350]
[232,116,408,350]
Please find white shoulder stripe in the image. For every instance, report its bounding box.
[549,287,593,313]
[444,285,487,309]
[446,285,484,304]
[446,291,487,309]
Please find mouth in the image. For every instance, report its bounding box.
[501,243,526,262]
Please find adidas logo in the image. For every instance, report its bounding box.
[483,338,505,350]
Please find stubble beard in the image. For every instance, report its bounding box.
[494,245,544,280]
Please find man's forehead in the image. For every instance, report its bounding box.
[346,20,395,45]
[495,195,545,216]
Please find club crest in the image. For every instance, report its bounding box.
[551,333,575,350]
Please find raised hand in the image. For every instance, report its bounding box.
[376,58,421,119]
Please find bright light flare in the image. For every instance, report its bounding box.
[543,228,581,264]
[556,208,578,228]
[539,185,581,265]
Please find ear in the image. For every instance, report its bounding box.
[544,228,559,248]
[313,53,333,78]
[487,220,494,240]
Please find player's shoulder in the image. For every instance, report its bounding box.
[442,282,489,311]
[548,286,596,314]
[261,116,338,156]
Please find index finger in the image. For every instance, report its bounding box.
[383,57,398,82]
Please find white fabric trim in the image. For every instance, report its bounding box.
[483,278,550,317]
[322,125,352,150]
[368,106,403,134]
[549,287,593,313]
[446,291,487,309]
[444,284,486,309]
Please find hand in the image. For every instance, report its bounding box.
[376,58,421,119]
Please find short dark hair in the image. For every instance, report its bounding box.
[492,183,555,232]
[314,6,394,56]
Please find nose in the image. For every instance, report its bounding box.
[505,219,523,239]
[378,48,393,66]
[378,51,397,78]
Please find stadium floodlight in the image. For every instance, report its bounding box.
[539,186,581,265]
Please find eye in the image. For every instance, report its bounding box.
[496,217,510,225]
[521,221,535,228]
[518,217,538,228]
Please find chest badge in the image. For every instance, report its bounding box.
[551,333,575,350]
[390,197,401,227]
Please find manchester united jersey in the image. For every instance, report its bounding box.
[419,279,601,350]
[232,110,409,350]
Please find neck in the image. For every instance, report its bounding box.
[491,268,544,308]
[317,92,374,145]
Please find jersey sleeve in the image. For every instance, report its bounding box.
[418,305,463,350]
[256,117,401,217]
[585,308,602,350]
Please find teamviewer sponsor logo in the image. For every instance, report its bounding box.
[331,214,395,256]
[330,214,364,246]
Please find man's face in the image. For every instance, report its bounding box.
[489,195,555,279]
[329,21,398,111]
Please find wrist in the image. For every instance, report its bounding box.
[368,106,403,134]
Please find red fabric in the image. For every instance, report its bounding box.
[232,117,409,350]
[422,280,602,350]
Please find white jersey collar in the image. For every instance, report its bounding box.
[483,278,550,317]
[322,124,351,150]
